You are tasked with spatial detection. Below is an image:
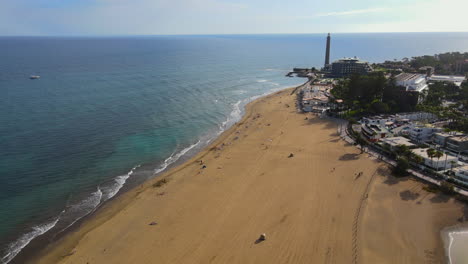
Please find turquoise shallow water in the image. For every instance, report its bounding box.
[1,33,468,263]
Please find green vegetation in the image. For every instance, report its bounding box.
[410,52,468,75]
[394,144,411,157]
[422,185,439,193]
[354,134,368,153]
[153,178,168,188]
[417,81,468,133]
[331,72,419,115]
[393,157,410,177]
[440,181,456,195]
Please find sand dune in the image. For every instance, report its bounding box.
[35,88,465,264]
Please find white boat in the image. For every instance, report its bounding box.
[29,75,40,79]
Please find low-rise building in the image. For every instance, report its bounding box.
[380,137,415,150]
[433,132,465,147]
[453,165,468,186]
[446,135,468,153]
[411,148,458,170]
[361,124,392,142]
[408,125,442,143]
[427,75,466,87]
[360,112,436,127]
[331,57,373,77]
[395,73,428,93]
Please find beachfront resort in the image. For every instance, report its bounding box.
[291,33,468,193]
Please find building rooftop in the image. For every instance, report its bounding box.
[427,75,466,86]
[447,135,468,143]
[333,57,368,64]
[453,165,468,174]
[434,132,465,138]
[395,73,426,82]
[362,123,391,134]
[380,137,415,147]
[411,148,457,160]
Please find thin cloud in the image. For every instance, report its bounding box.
[314,7,387,17]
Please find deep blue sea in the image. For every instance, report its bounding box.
[1,33,468,263]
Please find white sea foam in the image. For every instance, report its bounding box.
[57,187,103,233]
[218,83,303,134]
[102,165,141,201]
[1,81,306,264]
[220,100,242,131]
[1,218,59,264]
[154,140,201,174]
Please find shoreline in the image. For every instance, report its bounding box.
[28,86,467,264]
[22,87,295,264]
[6,83,305,264]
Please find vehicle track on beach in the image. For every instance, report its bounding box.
[352,167,379,264]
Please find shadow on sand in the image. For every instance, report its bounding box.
[457,207,468,222]
[254,238,265,245]
[429,192,451,203]
[382,175,410,186]
[400,190,421,201]
[339,153,360,161]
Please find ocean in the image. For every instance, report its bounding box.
[1,33,468,263]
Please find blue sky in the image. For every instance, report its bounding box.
[1,0,467,35]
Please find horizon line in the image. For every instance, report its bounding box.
[1,31,468,38]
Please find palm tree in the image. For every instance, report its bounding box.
[411,153,424,165]
[426,148,436,168]
[449,160,458,179]
[450,160,457,171]
[395,144,410,158]
[434,150,444,170]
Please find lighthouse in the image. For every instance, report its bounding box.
[324,33,331,68]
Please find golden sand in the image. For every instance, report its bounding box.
[35,88,465,264]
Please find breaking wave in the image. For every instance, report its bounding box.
[154,140,202,174]
[1,218,59,264]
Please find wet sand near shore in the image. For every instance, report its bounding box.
[34,88,466,264]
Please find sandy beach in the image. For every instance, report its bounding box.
[34,87,466,264]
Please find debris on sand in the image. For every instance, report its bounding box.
[149,221,158,226]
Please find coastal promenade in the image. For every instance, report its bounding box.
[331,117,468,197]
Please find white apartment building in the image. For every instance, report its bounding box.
[408,125,442,143]
[453,165,468,186]
[411,148,458,171]
[395,73,428,92]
